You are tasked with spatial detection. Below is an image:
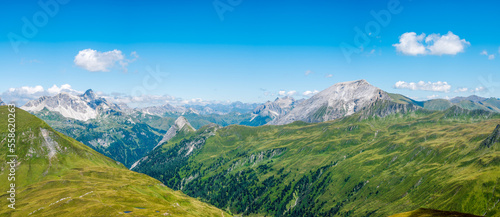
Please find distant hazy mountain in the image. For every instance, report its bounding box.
[270,80,391,125]
[139,101,260,117]
[21,89,121,121]
[0,98,5,106]
[185,101,261,115]
[242,96,299,126]
[254,96,297,119]
[389,93,500,113]
[450,95,486,103]
[140,103,189,116]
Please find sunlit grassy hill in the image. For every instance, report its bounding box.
[0,106,228,217]
[134,105,500,216]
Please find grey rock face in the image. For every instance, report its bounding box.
[154,116,195,150]
[252,96,297,121]
[270,80,391,125]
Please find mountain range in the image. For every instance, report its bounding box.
[21,89,123,121]
[19,80,500,127]
[12,79,500,216]
[18,80,500,169]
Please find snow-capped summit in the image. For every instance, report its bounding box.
[21,89,120,121]
[270,79,391,125]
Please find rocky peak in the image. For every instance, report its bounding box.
[270,79,391,125]
[81,89,98,101]
[175,116,195,131]
[152,116,196,151]
[480,124,500,149]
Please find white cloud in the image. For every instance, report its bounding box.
[303,90,319,96]
[305,70,313,76]
[181,98,204,105]
[1,84,80,106]
[131,51,139,59]
[393,31,469,56]
[11,85,45,94]
[100,92,213,107]
[279,90,297,96]
[394,81,451,92]
[393,32,427,55]
[47,84,72,94]
[425,32,470,55]
[470,86,486,93]
[74,49,138,72]
[427,95,439,99]
[454,87,468,93]
[480,50,495,60]
[325,74,333,78]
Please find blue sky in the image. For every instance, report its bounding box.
[1,0,500,106]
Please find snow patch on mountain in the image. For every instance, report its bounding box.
[21,89,119,121]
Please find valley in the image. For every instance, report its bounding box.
[0,107,228,216]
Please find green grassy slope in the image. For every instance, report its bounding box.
[134,107,500,216]
[390,208,482,217]
[0,106,228,217]
[387,93,424,107]
[33,108,166,168]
